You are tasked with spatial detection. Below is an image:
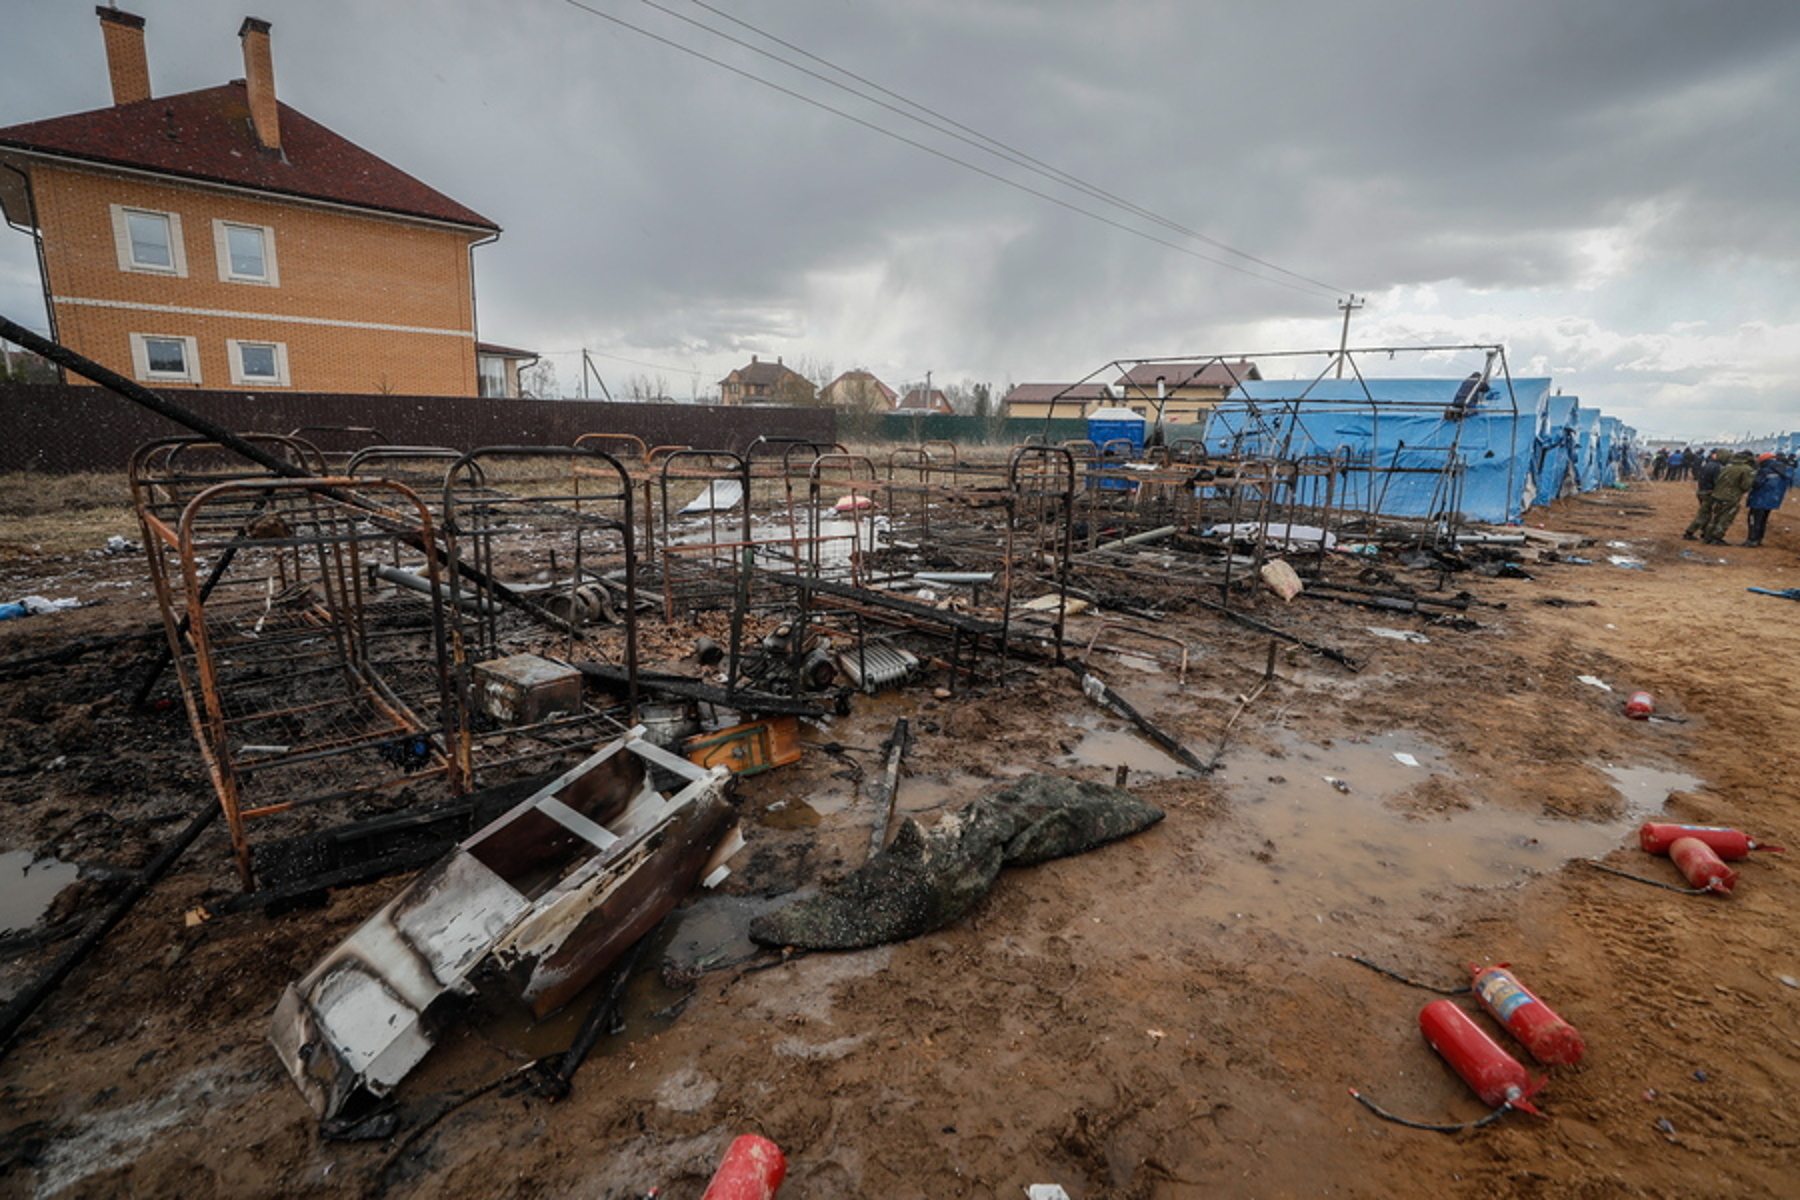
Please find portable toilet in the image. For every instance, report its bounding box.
[1086,405,1146,490]
[1087,406,1146,454]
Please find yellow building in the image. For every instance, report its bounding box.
[1003,360,1262,424]
[0,9,500,395]
[718,355,816,406]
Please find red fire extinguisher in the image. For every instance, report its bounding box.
[1639,823,1784,859]
[701,1135,787,1200]
[1469,966,1585,1066]
[1419,999,1545,1114]
[1667,837,1739,894]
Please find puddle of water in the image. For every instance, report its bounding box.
[1209,735,1680,938]
[808,789,855,817]
[1601,764,1702,816]
[1064,724,1187,777]
[894,771,1001,821]
[0,850,79,935]
[762,799,823,829]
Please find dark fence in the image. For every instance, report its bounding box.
[0,384,838,473]
[855,412,1214,448]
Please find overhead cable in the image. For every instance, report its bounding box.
[556,0,1341,298]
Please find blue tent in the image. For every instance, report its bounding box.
[1574,410,1603,491]
[1600,417,1632,486]
[1529,393,1581,505]
[1205,376,1551,523]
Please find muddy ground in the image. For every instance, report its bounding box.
[0,477,1796,1199]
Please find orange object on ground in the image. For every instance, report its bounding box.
[1419,1000,1545,1114]
[1638,823,1783,859]
[701,1135,787,1200]
[1470,965,1585,1066]
[1668,837,1739,894]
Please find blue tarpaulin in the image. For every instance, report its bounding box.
[1575,410,1604,492]
[1529,393,1581,504]
[1205,377,1550,523]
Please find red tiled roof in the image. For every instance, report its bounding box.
[1114,360,1261,390]
[1002,382,1112,405]
[721,358,808,387]
[823,369,897,401]
[0,83,498,231]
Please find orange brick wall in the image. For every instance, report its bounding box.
[28,161,484,395]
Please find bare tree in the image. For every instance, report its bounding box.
[624,372,675,402]
[520,359,560,399]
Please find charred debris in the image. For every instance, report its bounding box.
[0,324,1588,1126]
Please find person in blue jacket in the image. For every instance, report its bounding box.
[1743,453,1793,546]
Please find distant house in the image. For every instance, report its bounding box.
[1001,361,1261,424]
[476,342,538,399]
[1001,382,1114,421]
[893,387,953,415]
[0,9,500,396]
[1113,360,1261,424]
[718,355,816,406]
[818,369,896,413]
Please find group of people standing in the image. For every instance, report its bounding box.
[1675,448,1795,546]
[1650,447,1702,481]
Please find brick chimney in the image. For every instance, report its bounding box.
[238,17,281,152]
[97,6,151,106]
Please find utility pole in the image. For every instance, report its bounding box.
[1335,294,1363,378]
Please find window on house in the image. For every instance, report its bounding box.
[478,357,508,398]
[110,205,187,276]
[214,221,279,285]
[128,213,171,267]
[129,333,200,383]
[228,339,290,387]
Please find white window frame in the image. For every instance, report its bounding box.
[110,205,188,277]
[212,220,280,286]
[227,338,290,387]
[129,333,201,383]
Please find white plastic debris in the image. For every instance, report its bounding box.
[20,596,80,614]
[1259,558,1304,602]
[1578,675,1613,691]
[1026,1187,1072,1200]
[1367,627,1430,644]
[1394,752,1421,767]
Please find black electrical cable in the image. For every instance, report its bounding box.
[1579,859,1713,896]
[654,0,1350,296]
[556,0,1340,298]
[1348,1087,1513,1133]
[1337,952,1471,995]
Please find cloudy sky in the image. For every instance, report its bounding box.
[3,0,1798,438]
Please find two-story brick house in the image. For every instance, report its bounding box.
[0,9,500,396]
[718,355,816,406]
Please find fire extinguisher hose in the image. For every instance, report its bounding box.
[1347,1087,1513,1132]
[1337,953,1472,995]
[1579,858,1713,895]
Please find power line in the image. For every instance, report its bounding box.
[536,347,705,377]
[557,0,1341,299]
[657,0,1349,296]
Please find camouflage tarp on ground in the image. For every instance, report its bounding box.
[748,774,1165,950]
